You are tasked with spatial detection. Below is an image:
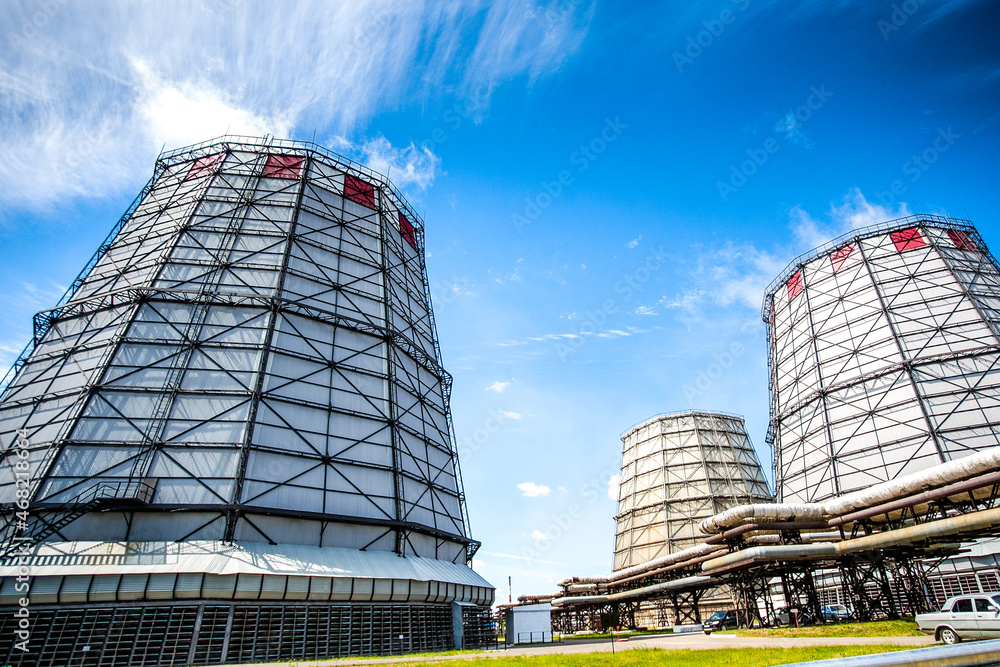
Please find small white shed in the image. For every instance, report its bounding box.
[504,603,552,645]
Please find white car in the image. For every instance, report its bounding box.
[915,593,1000,644]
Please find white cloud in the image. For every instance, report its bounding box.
[518,482,551,497]
[531,529,548,540]
[133,59,290,151]
[675,189,915,324]
[635,305,657,316]
[775,110,814,149]
[501,327,642,347]
[486,380,510,393]
[0,341,27,380]
[709,243,787,311]
[501,411,523,420]
[790,188,912,250]
[607,474,620,501]
[0,279,66,373]
[329,134,441,190]
[446,279,476,298]
[626,235,642,248]
[0,0,594,210]
[488,268,523,284]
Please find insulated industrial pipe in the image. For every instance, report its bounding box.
[700,446,1000,534]
[702,506,1000,572]
[551,575,715,606]
[558,542,726,587]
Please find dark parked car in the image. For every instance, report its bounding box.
[820,604,853,622]
[703,610,739,634]
[768,606,815,627]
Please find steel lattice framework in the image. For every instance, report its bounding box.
[613,411,771,570]
[0,136,478,563]
[764,216,1000,503]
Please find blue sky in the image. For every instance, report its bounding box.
[1,0,998,599]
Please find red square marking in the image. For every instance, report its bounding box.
[947,229,977,251]
[186,153,223,180]
[262,155,303,179]
[344,174,377,208]
[399,212,416,250]
[890,227,925,252]
[787,271,803,301]
[830,244,855,273]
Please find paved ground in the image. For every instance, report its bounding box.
[224,633,937,667]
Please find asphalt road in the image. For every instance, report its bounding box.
[222,632,937,667]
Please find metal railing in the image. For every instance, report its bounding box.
[760,214,975,320]
[775,637,1000,667]
[513,631,556,645]
[620,409,748,438]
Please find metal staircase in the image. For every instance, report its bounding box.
[0,479,156,561]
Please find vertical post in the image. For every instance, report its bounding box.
[451,602,464,650]
[218,605,234,664]
[188,603,206,666]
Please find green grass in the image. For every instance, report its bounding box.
[717,619,925,638]
[315,649,484,661]
[409,646,913,666]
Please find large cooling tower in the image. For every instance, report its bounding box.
[764,216,1000,503]
[613,411,771,570]
[0,137,493,665]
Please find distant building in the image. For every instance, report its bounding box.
[614,410,772,571]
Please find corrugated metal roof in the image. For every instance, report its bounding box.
[0,540,492,589]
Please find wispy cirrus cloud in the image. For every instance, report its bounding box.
[790,187,912,249]
[674,189,917,326]
[497,326,647,347]
[462,0,595,111]
[0,0,595,210]
[774,110,814,149]
[0,279,65,377]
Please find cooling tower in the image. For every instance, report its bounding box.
[0,136,493,665]
[613,411,771,570]
[764,216,1000,503]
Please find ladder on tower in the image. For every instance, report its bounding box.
[0,479,156,561]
